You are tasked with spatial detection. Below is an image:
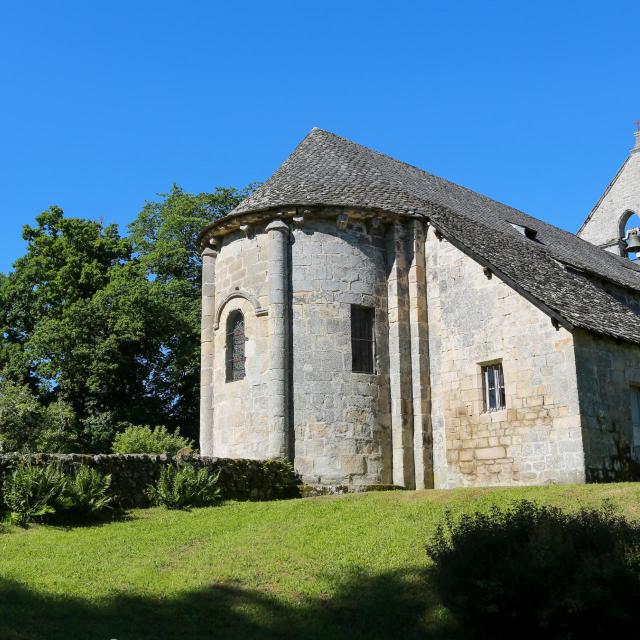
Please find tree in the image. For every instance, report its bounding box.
[127,184,253,438]
[0,206,150,449]
[0,185,251,452]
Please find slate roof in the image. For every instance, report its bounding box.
[227,128,640,344]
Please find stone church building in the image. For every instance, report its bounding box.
[198,127,640,489]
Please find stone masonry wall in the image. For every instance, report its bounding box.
[425,227,585,488]
[291,216,392,485]
[211,228,271,458]
[0,454,301,508]
[573,330,640,481]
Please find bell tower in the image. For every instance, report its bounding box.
[578,127,640,258]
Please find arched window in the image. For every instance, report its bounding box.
[225,310,246,382]
[619,211,640,261]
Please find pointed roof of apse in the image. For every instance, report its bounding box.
[226,128,640,344]
[233,129,640,282]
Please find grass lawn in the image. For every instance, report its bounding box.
[1,483,639,640]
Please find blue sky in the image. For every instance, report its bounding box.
[1,1,638,273]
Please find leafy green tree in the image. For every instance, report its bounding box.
[0,207,166,449]
[126,184,253,436]
[0,185,251,452]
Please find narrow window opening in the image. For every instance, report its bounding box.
[351,305,375,374]
[630,386,640,448]
[482,362,506,412]
[226,310,246,382]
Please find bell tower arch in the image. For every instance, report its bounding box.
[578,128,640,258]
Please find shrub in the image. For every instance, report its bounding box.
[0,382,78,453]
[426,500,640,639]
[2,460,67,526]
[147,463,221,509]
[112,425,193,457]
[65,466,113,516]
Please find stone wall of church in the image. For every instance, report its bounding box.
[291,216,392,485]
[425,227,585,488]
[573,331,640,481]
[209,228,272,459]
[578,134,640,253]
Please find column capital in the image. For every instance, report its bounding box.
[266,219,290,234]
[201,246,219,259]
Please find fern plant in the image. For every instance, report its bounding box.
[147,464,221,509]
[66,466,113,515]
[2,460,67,526]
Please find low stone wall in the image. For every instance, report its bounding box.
[0,453,301,508]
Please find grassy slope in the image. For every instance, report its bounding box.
[1,483,639,640]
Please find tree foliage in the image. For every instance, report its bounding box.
[0,184,251,452]
[126,184,254,434]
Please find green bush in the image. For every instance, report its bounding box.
[65,466,113,516]
[147,463,221,509]
[0,381,78,453]
[426,500,640,639]
[112,425,193,457]
[2,460,67,526]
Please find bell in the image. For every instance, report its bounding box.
[625,233,640,252]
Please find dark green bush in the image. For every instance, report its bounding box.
[64,466,113,516]
[426,500,640,638]
[147,463,221,509]
[2,460,66,526]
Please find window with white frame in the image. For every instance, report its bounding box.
[482,362,506,412]
[629,386,640,448]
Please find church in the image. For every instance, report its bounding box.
[198,127,640,489]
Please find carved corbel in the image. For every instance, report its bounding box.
[366,217,382,234]
[336,213,349,230]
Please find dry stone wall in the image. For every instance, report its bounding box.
[0,453,301,508]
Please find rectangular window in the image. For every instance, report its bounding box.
[351,305,375,374]
[630,386,640,448]
[482,362,506,412]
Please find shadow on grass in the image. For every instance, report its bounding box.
[0,509,136,531]
[46,508,135,529]
[0,568,458,640]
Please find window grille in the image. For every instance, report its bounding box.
[351,305,375,374]
[226,310,246,382]
[482,363,506,411]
